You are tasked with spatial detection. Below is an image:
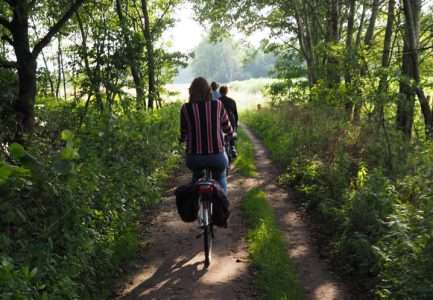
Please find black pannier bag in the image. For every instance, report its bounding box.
[174,180,230,227]
[209,180,230,228]
[175,183,199,222]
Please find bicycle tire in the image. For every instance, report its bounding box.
[204,224,212,267]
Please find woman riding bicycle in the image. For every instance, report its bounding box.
[180,77,233,194]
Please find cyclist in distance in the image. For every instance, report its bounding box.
[210,81,221,101]
[180,77,233,194]
[219,85,238,157]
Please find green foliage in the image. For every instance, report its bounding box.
[372,143,433,299]
[188,36,276,83]
[0,67,17,142]
[0,99,181,299]
[241,188,304,300]
[190,37,243,83]
[241,45,277,79]
[244,101,433,299]
[267,45,307,80]
[234,127,256,177]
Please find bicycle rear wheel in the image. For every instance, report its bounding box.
[203,224,213,267]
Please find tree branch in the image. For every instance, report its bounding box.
[0,59,18,69]
[32,0,86,59]
[0,15,12,30]
[151,0,174,36]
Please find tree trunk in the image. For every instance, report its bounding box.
[60,39,67,100]
[326,0,340,86]
[302,1,318,85]
[141,0,157,110]
[344,0,356,117]
[115,0,145,110]
[364,0,380,48]
[396,62,415,138]
[41,49,55,96]
[399,0,432,138]
[75,12,104,112]
[375,0,395,122]
[16,57,37,134]
[10,3,36,133]
[30,16,54,97]
[353,0,380,123]
[293,1,318,86]
[355,2,366,48]
[3,0,86,135]
[55,37,61,98]
[397,0,418,138]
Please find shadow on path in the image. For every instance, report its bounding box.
[114,166,257,300]
[240,123,355,300]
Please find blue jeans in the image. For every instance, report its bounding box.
[186,152,228,193]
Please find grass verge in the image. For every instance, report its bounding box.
[234,127,257,177]
[242,188,304,300]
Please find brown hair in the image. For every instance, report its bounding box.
[189,77,211,103]
[219,85,228,96]
[210,81,218,91]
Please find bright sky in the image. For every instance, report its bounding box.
[163,3,205,53]
[163,3,269,53]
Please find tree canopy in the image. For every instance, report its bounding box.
[2,1,433,299]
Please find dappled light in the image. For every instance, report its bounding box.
[2,0,433,299]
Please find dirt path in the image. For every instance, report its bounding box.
[241,124,351,300]
[114,124,352,300]
[113,166,257,299]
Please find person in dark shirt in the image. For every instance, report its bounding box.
[219,85,238,158]
[218,86,238,129]
[180,77,233,193]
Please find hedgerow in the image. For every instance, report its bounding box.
[0,99,181,299]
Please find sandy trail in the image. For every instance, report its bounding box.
[114,124,353,300]
[113,165,257,300]
[241,124,352,300]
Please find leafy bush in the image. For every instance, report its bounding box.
[244,101,433,299]
[0,68,18,143]
[0,100,181,299]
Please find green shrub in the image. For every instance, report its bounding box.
[0,100,181,299]
[244,101,433,299]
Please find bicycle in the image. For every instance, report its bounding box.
[196,168,215,267]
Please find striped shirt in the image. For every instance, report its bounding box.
[180,100,233,155]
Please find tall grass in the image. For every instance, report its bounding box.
[165,78,276,111]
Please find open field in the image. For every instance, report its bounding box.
[165,78,276,111]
